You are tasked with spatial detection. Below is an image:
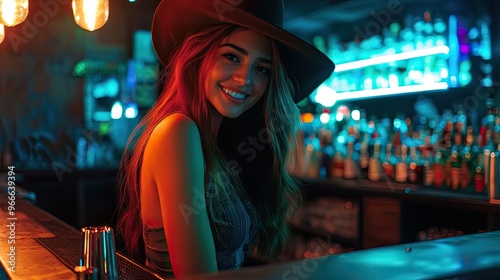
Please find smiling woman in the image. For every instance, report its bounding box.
[116,0,334,278]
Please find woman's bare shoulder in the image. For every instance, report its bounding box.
[152,113,200,141]
[143,113,203,171]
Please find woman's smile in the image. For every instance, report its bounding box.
[220,85,249,104]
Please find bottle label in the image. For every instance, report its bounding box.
[475,174,485,192]
[395,163,407,183]
[460,162,471,189]
[305,150,321,178]
[368,158,381,181]
[383,162,394,180]
[433,164,445,187]
[445,162,452,187]
[451,167,461,190]
[332,159,344,178]
[424,167,434,186]
[360,155,369,169]
[343,159,357,179]
[409,170,417,183]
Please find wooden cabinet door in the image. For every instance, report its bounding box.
[363,197,401,248]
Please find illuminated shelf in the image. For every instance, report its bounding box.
[334,82,449,101]
[334,45,450,72]
[313,45,453,106]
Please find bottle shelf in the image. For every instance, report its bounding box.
[288,224,361,248]
[297,177,499,212]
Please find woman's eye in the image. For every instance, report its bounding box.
[223,53,239,62]
[256,66,270,75]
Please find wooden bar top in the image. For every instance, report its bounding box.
[0,174,162,280]
[0,179,80,279]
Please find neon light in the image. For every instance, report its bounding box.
[351,110,360,121]
[94,111,111,121]
[448,15,459,87]
[334,46,450,72]
[334,82,449,101]
[314,84,337,108]
[336,112,343,122]
[320,113,330,124]
[125,106,138,119]
[111,101,123,119]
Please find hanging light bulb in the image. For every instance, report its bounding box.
[72,0,109,32]
[0,24,4,44]
[0,0,29,27]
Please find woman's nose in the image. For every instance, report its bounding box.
[232,66,251,85]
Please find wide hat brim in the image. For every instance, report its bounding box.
[151,0,335,103]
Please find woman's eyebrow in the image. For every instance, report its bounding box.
[219,43,272,65]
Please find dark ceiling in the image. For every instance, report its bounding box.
[283,0,415,40]
[141,0,488,43]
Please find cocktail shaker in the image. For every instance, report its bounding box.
[81,226,119,280]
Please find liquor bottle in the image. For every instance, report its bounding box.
[444,148,452,188]
[483,98,496,130]
[368,142,382,181]
[382,143,395,181]
[343,142,357,179]
[395,145,408,183]
[433,151,446,188]
[359,139,370,180]
[475,165,485,193]
[460,127,475,189]
[408,146,423,185]
[443,120,454,151]
[489,144,500,200]
[423,156,434,187]
[421,135,434,187]
[304,142,321,179]
[450,132,463,190]
[483,128,494,190]
[450,150,461,190]
[330,151,344,179]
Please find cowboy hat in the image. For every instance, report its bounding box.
[151,0,335,102]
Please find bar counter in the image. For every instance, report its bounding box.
[186,231,500,280]
[2,176,500,279]
[0,177,162,280]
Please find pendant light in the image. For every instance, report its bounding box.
[0,24,4,44]
[0,0,29,27]
[72,0,109,31]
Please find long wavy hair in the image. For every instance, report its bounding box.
[117,23,302,261]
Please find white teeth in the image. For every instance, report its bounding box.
[222,87,246,99]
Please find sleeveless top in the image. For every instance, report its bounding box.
[142,178,259,278]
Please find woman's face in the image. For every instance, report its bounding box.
[205,29,272,119]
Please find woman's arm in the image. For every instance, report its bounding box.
[142,113,217,277]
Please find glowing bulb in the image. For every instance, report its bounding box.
[0,0,28,27]
[301,113,314,123]
[314,84,337,108]
[125,103,138,119]
[336,112,344,122]
[0,24,4,44]
[72,0,109,31]
[111,101,123,119]
[351,110,360,121]
[320,112,330,124]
